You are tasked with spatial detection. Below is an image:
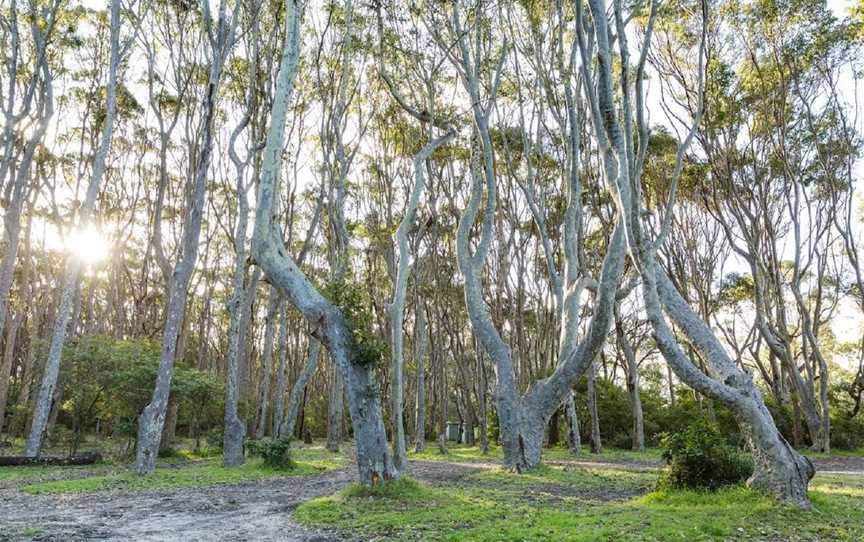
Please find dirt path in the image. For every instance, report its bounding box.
[0,461,482,542]
[1,455,861,541]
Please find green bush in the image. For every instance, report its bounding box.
[659,418,753,490]
[247,438,295,470]
[830,413,864,450]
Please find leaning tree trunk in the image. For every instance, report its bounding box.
[251,0,396,486]
[649,267,815,507]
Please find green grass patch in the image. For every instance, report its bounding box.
[409,442,662,465]
[296,462,864,541]
[19,445,344,495]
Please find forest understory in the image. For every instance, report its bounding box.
[1,441,863,542]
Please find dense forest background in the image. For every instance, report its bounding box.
[0,0,863,510]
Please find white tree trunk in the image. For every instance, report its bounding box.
[26,2,120,457]
[250,0,397,486]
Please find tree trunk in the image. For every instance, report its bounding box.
[136,5,234,473]
[250,0,395,487]
[326,365,344,452]
[616,311,644,452]
[271,302,290,437]
[649,268,815,507]
[254,290,280,439]
[159,400,178,452]
[0,311,23,436]
[586,359,602,454]
[413,300,427,453]
[278,337,320,439]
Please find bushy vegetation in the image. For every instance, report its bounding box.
[247,438,295,470]
[8,336,224,456]
[659,419,753,490]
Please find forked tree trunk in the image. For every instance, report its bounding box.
[251,0,396,486]
[650,268,814,507]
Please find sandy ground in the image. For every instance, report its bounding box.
[0,455,860,541]
[0,460,486,542]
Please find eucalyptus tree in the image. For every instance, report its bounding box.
[26,0,144,457]
[574,0,814,506]
[434,0,626,472]
[310,0,367,453]
[251,0,397,486]
[136,0,243,474]
[374,0,457,470]
[650,0,858,452]
[221,4,263,464]
[0,0,62,354]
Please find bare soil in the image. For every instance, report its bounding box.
[0,460,483,542]
[0,455,861,541]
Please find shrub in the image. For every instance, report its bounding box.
[830,413,864,450]
[247,438,295,470]
[659,418,753,490]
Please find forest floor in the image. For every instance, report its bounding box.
[0,442,862,541]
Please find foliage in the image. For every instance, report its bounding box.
[56,336,223,446]
[321,277,388,367]
[246,438,295,470]
[659,418,753,490]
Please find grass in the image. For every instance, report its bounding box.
[409,442,663,465]
[295,461,864,541]
[6,443,345,495]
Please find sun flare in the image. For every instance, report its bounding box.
[65,225,111,264]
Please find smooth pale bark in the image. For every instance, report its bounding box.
[413,300,428,453]
[26,3,120,456]
[586,359,602,454]
[254,290,280,439]
[579,0,813,507]
[278,337,321,439]
[223,26,261,461]
[250,0,396,486]
[387,131,455,470]
[326,365,344,452]
[615,309,644,451]
[649,267,815,507]
[136,2,240,474]
[271,302,290,437]
[222,259,251,464]
[456,126,626,470]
